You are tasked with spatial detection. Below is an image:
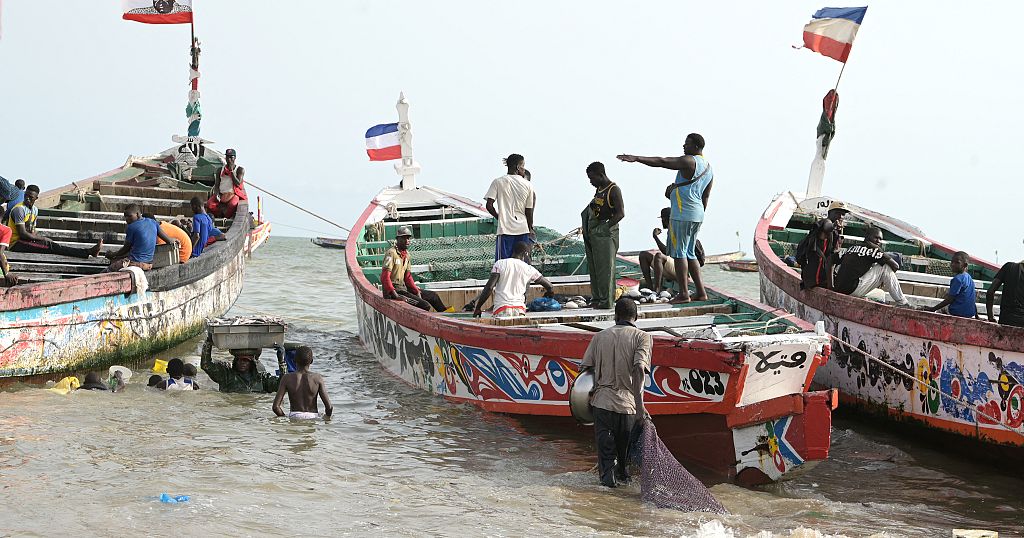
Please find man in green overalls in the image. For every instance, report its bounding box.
[582,162,625,310]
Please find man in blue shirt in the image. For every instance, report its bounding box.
[617,133,714,303]
[189,196,224,258]
[927,251,977,317]
[2,179,25,224]
[106,204,173,271]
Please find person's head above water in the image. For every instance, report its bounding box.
[586,162,609,187]
[184,363,198,378]
[166,358,185,379]
[503,154,525,176]
[614,297,638,323]
[683,133,705,156]
[295,346,314,369]
[230,349,262,373]
[148,374,163,387]
[81,371,108,390]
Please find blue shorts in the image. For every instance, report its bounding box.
[495,233,532,261]
[668,220,702,260]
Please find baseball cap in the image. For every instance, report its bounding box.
[395,225,413,238]
[827,200,850,213]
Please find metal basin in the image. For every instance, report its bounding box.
[569,370,594,425]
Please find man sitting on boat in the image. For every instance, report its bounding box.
[106,205,175,271]
[200,333,288,393]
[925,251,977,318]
[205,148,247,219]
[485,154,536,260]
[381,225,451,312]
[189,197,225,257]
[579,297,652,488]
[833,225,911,307]
[795,217,835,290]
[151,214,193,264]
[638,208,705,297]
[472,241,555,318]
[6,184,104,260]
[986,260,1024,328]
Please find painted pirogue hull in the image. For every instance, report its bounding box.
[347,188,836,485]
[755,193,1024,465]
[0,155,249,379]
[248,221,272,253]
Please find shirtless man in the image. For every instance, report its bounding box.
[272,345,333,420]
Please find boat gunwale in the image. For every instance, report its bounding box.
[754,193,1024,350]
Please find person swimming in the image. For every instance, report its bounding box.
[156,358,197,391]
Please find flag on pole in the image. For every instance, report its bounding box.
[801,7,867,63]
[365,123,401,161]
[122,0,193,24]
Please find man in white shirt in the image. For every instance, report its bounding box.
[485,154,536,260]
[473,241,554,318]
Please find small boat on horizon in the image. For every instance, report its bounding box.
[312,236,347,250]
[721,259,759,272]
[756,193,1024,470]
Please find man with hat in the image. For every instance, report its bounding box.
[381,225,450,312]
[825,200,850,261]
[206,148,247,219]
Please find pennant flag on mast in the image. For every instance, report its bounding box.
[123,0,193,24]
[801,7,867,63]
[365,123,402,161]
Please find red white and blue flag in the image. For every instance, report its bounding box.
[802,7,867,63]
[365,123,401,161]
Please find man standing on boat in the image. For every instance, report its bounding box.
[834,225,911,307]
[206,148,247,219]
[485,154,535,260]
[617,133,713,303]
[381,225,451,312]
[582,162,624,310]
[473,241,555,318]
[579,297,652,488]
[6,185,104,259]
[986,260,1024,328]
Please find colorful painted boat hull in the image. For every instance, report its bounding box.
[348,187,837,485]
[755,193,1024,464]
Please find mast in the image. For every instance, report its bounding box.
[394,92,421,190]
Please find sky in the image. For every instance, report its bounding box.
[1,1,1023,261]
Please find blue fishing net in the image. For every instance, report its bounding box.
[628,418,728,514]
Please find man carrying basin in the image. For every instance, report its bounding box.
[202,318,292,393]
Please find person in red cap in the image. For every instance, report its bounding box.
[206,148,247,219]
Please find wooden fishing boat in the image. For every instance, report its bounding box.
[247,197,272,254]
[312,237,347,250]
[755,194,1024,465]
[705,250,745,264]
[721,260,759,272]
[0,147,253,380]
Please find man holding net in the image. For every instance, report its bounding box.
[579,297,652,487]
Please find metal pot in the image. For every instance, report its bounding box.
[569,370,595,425]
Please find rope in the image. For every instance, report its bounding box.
[828,335,1024,439]
[245,180,350,233]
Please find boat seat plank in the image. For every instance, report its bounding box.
[35,228,125,243]
[9,261,105,275]
[5,252,111,266]
[98,184,209,201]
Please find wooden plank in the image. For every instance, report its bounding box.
[98,184,205,201]
[5,251,110,266]
[9,262,105,275]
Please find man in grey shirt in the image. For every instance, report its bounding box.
[579,297,652,487]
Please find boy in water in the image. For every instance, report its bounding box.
[272,345,332,420]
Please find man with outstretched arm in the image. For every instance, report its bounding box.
[581,162,624,310]
[485,154,536,260]
[579,297,652,488]
[473,241,555,319]
[618,133,713,303]
[381,225,451,312]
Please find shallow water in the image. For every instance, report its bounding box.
[0,237,1019,537]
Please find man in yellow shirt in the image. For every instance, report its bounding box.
[380,226,449,312]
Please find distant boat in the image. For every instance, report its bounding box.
[705,250,745,264]
[721,260,759,272]
[312,237,347,250]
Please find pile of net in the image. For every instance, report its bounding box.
[627,418,728,514]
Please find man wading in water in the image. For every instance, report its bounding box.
[201,332,288,393]
[580,298,652,487]
[618,133,714,303]
[273,345,333,420]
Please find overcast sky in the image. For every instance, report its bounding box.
[1,1,1022,261]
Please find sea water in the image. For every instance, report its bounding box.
[0,237,1019,536]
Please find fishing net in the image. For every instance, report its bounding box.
[628,418,728,514]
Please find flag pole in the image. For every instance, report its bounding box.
[833,61,847,92]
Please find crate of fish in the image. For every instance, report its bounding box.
[206,316,286,350]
